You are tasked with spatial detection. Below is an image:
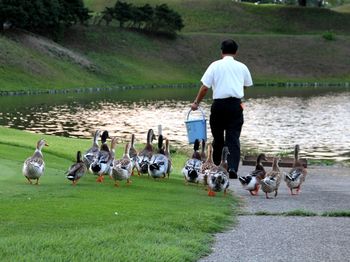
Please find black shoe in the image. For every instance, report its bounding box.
[228,169,238,179]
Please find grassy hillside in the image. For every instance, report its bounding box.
[1,1,350,91]
[333,3,350,13]
[85,0,350,34]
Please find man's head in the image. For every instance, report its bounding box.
[221,39,238,55]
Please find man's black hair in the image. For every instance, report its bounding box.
[221,39,238,55]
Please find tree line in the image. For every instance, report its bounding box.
[0,0,90,37]
[96,1,184,37]
[0,0,184,38]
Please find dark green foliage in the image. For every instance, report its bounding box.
[131,4,154,29]
[322,30,336,40]
[151,4,184,35]
[113,0,133,28]
[0,0,90,36]
[100,7,114,25]
[101,1,184,36]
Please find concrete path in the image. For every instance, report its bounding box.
[200,165,350,262]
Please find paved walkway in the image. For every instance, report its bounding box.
[200,165,350,262]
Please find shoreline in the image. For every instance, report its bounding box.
[0,81,349,96]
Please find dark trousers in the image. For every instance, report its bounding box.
[209,97,243,172]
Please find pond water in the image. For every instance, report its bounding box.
[0,86,349,162]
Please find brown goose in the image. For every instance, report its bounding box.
[111,141,133,187]
[129,134,138,176]
[285,145,307,195]
[66,151,87,185]
[260,157,282,199]
[200,143,216,186]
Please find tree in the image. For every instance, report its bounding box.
[131,4,153,29]
[298,0,307,6]
[151,4,184,35]
[113,0,133,28]
[0,0,90,36]
[58,0,90,26]
[100,7,114,26]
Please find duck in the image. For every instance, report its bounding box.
[239,153,268,196]
[285,145,307,195]
[200,143,216,186]
[136,129,155,175]
[129,134,138,176]
[207,146,230,197]
[22,139,48,185]
[182,139,202,184]
[83,130,100,170]
[260,157,282,199]
[66,151,87,185]
[164,138,172,178]
[110,139,133,187]
[200,139,207,162]
[90,130,113,182]
[148,134,170,179]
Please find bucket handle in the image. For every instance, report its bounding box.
[187,107,206,121]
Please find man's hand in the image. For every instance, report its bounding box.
[191,102,199,111]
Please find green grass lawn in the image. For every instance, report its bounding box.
[0,127,238,261]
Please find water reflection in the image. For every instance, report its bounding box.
[0,87,349,162]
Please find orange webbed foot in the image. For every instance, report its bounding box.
[250,190,258,196]
[208,190,216,197]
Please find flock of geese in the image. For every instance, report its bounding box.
[22,129,306,198]
[22,128,171,187]
[182,142,307,198]
[238,145,307,198]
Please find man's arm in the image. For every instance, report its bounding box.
[191,85,209,111]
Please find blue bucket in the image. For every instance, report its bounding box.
[185,107,207,144]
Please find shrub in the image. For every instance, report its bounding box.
[322,30,336,41]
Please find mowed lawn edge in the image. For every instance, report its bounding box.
[0,127,239,261]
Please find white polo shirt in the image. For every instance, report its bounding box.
[201,56,253,99]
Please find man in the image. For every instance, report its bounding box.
[191,39,253,179]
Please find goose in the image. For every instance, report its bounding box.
[129,134,138,176]
[83,130,100,170]
[22,139,48,185]
[111,140,133,187]
[182,139,202,184]
[66,151,87,185]
[90,130,113,182]
[200,143,216,186]
[148,135,170,179]
[285,145,307,195]
[200,139,206,162]
[207,146,230,197]
[260,157,282,199]
[239,153,268,196]
[136,129,155,175]
[164,138,172,178]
